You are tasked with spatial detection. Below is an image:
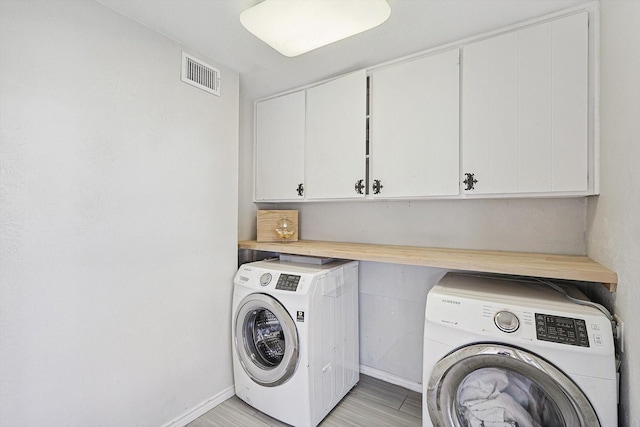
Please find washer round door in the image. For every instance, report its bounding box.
[427,344,600,427]
[234,293,299,387]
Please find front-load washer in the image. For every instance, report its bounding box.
[423,273,617,427]
[232,259,359,427]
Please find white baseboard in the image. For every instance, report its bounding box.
[163,368,420,427]
[359,365,422,393]
[162,385,235,427]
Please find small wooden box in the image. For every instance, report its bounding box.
[257,210,299,242]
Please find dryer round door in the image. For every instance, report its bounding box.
[234,293,299,387]
[426,344,600,427]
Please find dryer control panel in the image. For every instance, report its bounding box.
[535,314,589,347]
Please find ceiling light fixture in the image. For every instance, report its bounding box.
[240,0,391,57]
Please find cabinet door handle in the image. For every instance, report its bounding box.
[296,183,304,197]
[354,179,365,195]
[463,173,477,191]
[372,179,383,195]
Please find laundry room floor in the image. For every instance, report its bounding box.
[187,374,421,427]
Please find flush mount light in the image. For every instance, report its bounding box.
[240,0,391,57]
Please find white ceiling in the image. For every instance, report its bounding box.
[96,0,591,100]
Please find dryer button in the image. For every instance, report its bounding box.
[495,311,520,333]
[259,273,272,287]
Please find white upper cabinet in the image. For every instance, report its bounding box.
[462,11,589,195]
[254,90,305,201]
[369,49,460,198]
[305,70,367,200]
[253,6,597,202]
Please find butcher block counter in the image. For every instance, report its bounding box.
[238,240,618,292]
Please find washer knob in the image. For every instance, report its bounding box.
[494,311,520,333]
[259,273,272,287]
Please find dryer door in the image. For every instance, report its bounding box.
[234,293,299,387]
[427,344,600,427]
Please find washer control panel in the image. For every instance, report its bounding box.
[275,274,301,292]
[535,313,589,347]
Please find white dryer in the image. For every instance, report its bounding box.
[232,259,359,427]
[423,273,617,427]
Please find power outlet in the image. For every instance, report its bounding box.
[613,314,624,353]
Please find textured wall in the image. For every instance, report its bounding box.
[587,2,640,426]
[0,1,238,426]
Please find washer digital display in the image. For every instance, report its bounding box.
[535,313,589,347]
[275,274,301,292]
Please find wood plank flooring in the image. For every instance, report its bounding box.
[187,375,421,427]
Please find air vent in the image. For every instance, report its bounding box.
[181,52,220,96]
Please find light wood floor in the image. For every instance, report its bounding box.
[187,375,422,427]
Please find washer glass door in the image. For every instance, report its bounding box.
[427,344,600,427]
[235,293,299,387]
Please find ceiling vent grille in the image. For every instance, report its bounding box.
[181,52,220,96]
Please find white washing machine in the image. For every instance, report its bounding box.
[423,273,617,427]
[232,259,359,427]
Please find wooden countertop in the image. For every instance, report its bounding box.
[238,240,618,292]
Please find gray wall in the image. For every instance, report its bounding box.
[0,1,239,426]
[587,2,640,426]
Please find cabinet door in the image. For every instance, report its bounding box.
[369,49,460,198]
[462,12,588,195]
[255,91,305,201]
[305,70,367,199]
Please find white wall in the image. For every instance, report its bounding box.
[0,1,239,426]
[587,2,640,426]
[357,263,448,386]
